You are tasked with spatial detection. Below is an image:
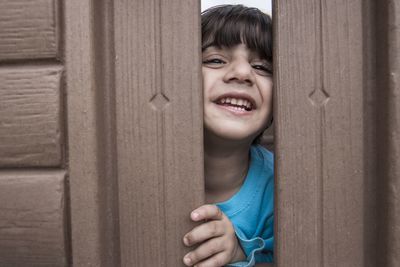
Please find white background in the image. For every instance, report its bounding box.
[201,0,272,15]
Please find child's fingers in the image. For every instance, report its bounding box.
[191,204,224,221]
[191,251,229,267]
[183,220,224,246]
[183,237,225,266]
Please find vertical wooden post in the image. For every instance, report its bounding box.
[66,0,203,265]
[382,2,400,264]
[65,0,104,265]
[113,0,204,266]
[274,0,365,266]
[376,1,400,266]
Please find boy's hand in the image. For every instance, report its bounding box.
[183,204,246,267]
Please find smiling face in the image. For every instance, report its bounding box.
[202,44,273,143]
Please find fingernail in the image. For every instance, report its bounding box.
[183,255,191,265]
[183,236,189,246]
[191,212,199,220]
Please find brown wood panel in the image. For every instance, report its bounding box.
[0,65,63,167]
[376,1,400,266]
[0,0,60,61]
[91,1,122,266]
[274,1,322,266]
[382,1,400,264]
[64,0,105,265]
[321,1,364,265]
[275,0,365,266]
[362,1,378,266]
[113,0,204,265]
[0,170,67,266]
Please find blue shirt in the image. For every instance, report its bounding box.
[217,145,274,266]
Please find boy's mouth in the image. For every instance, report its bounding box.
[214,95,254,112]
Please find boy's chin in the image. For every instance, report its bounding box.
[204,127,259,144]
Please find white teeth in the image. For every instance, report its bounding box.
[217,97,253,110]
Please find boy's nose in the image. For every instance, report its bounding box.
[223,60,254,86]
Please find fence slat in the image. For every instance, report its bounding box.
[275,1,324,266]
[376,1,400,266]
[65,0,103,265]
[384,2,400,265]
[275,0,365,266]
[113,0,203,265]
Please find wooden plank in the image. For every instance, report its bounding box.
[274,1,322,266]
[0,170,67,266]
[113,0,204,265]
[275,0,365,266]
[0,65,63,167]
[375,1,400,266]
[382,1,400,265]
[160,1,203,263]
[64,0,104,265]
[91,1,122,266]
[321,1,364,266]
[362,1,378,266]
[0,0,60,61]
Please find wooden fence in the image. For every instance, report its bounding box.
[0,0,398,266]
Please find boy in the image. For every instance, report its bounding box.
[183,4,274,267]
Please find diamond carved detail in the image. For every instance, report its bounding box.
[309,88,330,107]
[149,93,170,111]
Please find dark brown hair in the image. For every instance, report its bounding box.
[201,5,272,65]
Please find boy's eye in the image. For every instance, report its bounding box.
[252,64,272,76]
[202,58,226,65]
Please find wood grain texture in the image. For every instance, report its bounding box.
[0,0,60,61]
[382,2,400,265]
[91,0,122,266]
[0,170,67,266]
[275,0,365,266]
[376,1,400,266]
[64,0,104,265]
[321,1,364,266]
[0,65,63,167]
[113,0,204,265]
[274,1,322,266]
[362,1,378,266]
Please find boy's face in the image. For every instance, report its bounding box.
[202,43,273,143]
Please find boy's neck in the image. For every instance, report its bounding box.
[204,134,253,204]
